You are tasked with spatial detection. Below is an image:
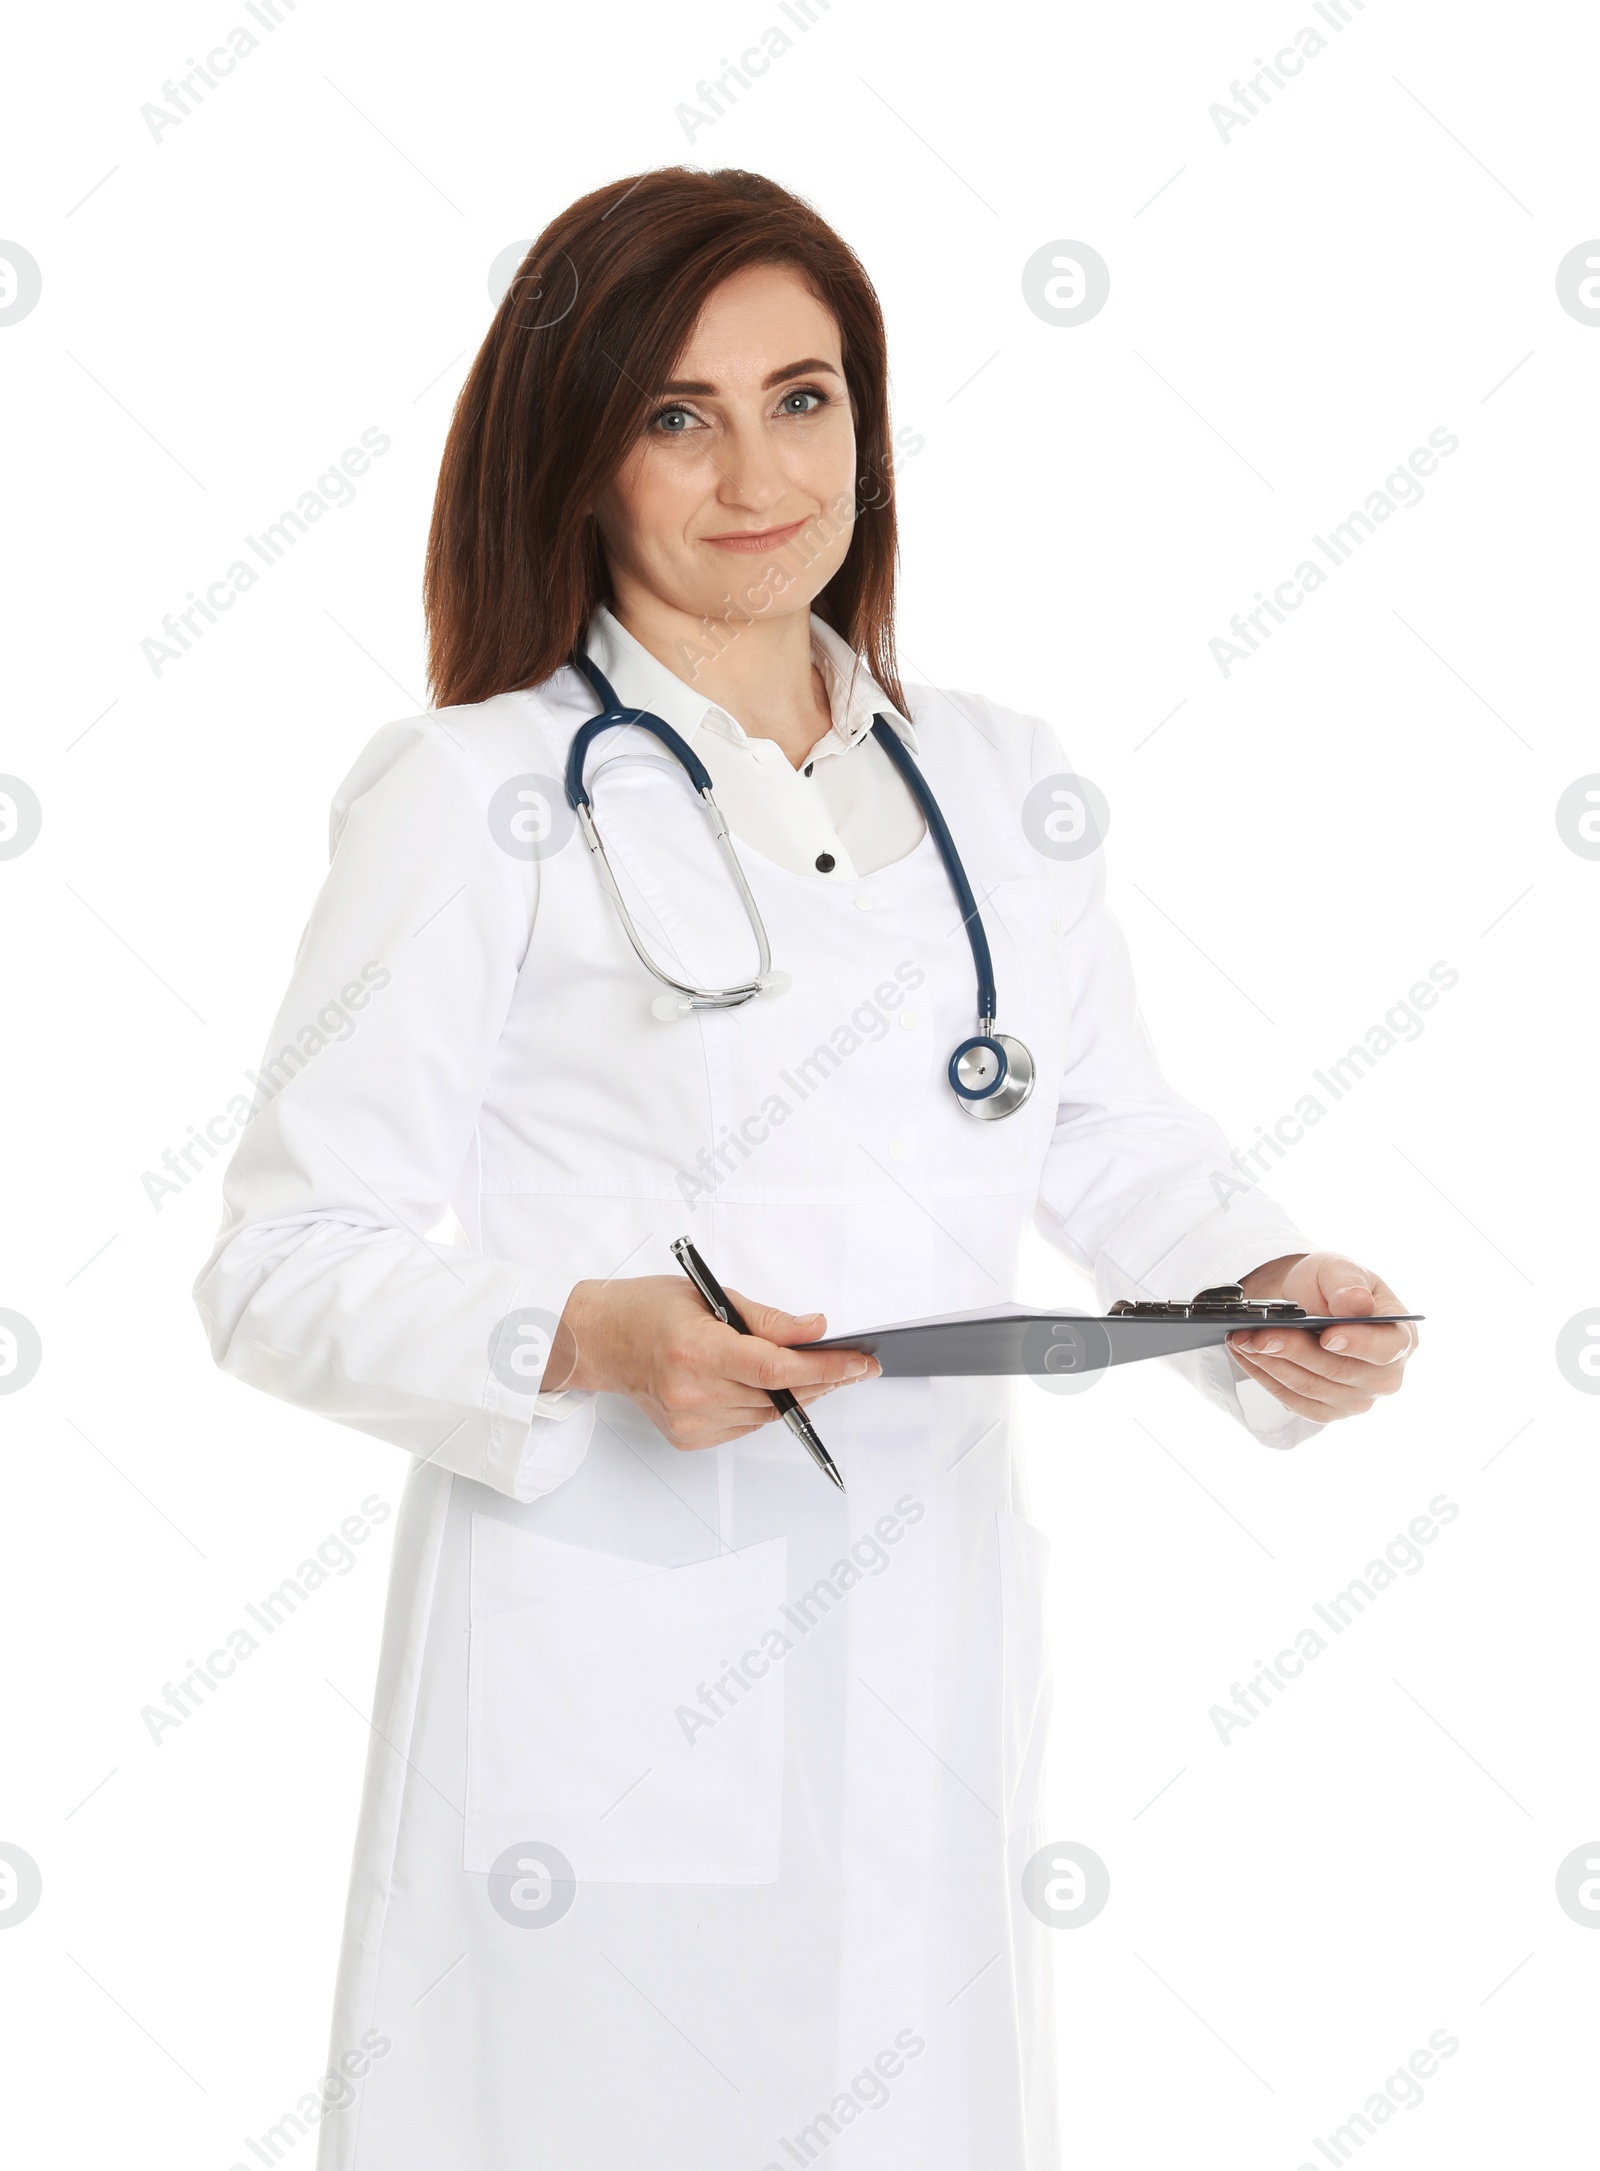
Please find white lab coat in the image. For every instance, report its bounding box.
[195,660,1318,2170]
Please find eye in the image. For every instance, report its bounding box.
[648,402,702,436]
[778,385,830,416]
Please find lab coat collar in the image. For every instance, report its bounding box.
[580,603,919,759]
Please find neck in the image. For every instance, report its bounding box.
[605,581,833,769]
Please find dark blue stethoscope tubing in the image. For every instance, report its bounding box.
[564,652,713,807]
[562,650,1004,1046]
[868,717,998,1026]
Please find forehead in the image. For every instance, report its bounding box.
[673,263,842,380]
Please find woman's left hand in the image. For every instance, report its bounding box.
[1228,1251,1418,1423]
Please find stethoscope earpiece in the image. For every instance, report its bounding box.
[650,970,792,1023]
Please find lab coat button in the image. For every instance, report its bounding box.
[854,895,874,911]
[815,852,836,873]
[899,1008,918,1029]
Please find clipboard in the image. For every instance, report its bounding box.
[804,1289,1422,1379]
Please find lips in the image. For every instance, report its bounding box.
[701,519,807,552]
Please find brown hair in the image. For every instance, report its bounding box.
[423,166,907,715]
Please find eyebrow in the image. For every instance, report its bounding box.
[656,356,844,396]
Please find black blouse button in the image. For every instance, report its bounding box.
[804,762,814,776]
[815,852,836,873]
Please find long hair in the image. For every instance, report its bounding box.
[424,167,907,714]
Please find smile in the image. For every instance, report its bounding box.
[700,519,808,553]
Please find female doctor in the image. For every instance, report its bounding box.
[195,167,1416,2171]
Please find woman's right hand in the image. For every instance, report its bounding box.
[542,1276,880,1450]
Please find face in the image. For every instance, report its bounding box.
[591,262,858,634]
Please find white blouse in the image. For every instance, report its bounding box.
[582,604,929,879]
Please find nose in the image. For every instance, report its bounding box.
[713,410,791,512]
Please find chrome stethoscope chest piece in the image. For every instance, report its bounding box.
[566,648,1037,1120]
[949,1031,1036,1120]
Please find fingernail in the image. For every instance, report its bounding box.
[1324,1333,1348,1352]
[1257,1337,1282,1355]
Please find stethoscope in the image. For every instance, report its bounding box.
[563,650,1035,1120]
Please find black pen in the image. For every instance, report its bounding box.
[670,1236,845,1491]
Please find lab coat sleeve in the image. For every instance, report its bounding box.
[1023,719,1325,1451]
[193,712,597,1502]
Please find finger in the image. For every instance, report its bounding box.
[1319,1271,1417,1361]
[1317,1318,1414,1364]
[1228,1336,1370,1388]
[1230,1364,1357,1423]
[672,1406,781,1458]
[1230,1322,1411,1370]
[683,1373,855,1424]
[790,1379,852,1406]
[715,1378,849,1413]
[1230,1346,1377,1412]
[1263,1343,1403,1396]
[725,1337,880,1394]
[1314,1256,1378,1309]
[726,1291,830,1347]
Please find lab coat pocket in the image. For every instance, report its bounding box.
[464,1516,788,1884]
[997,1511,1053,1835]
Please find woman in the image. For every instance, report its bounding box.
[195,167,1416,2170]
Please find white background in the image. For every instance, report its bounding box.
[2,1,1596,2164]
